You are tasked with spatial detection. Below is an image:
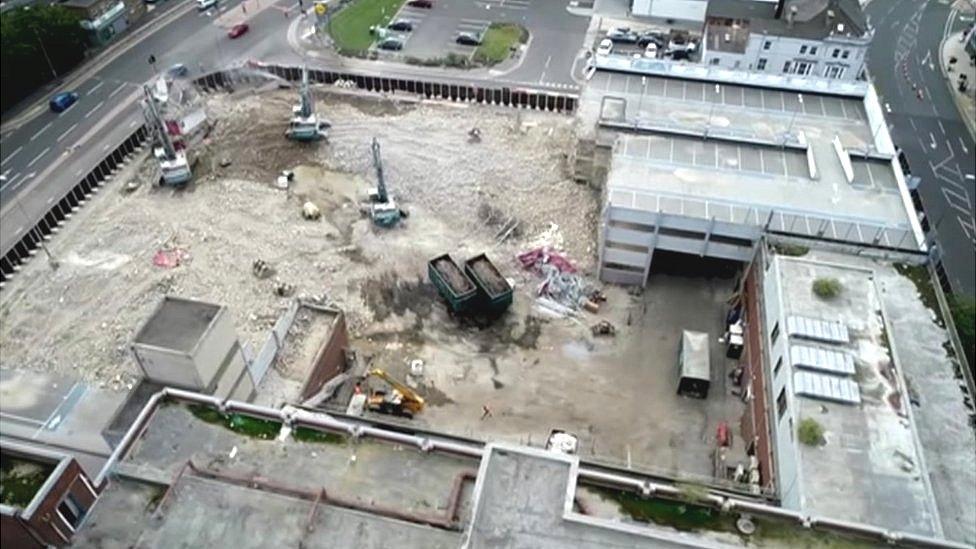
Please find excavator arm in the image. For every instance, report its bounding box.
[366,368,425,413]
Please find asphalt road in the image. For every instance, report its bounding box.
[866,0,975,297]
[0,0,301,255]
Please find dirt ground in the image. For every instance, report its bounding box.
[0,86,743,482]
[0,88,595,392]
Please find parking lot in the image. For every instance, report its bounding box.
[368,0,511,60]
[590,72,868,123]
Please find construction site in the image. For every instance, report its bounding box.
[0,75,747,485]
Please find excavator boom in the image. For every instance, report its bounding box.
[366,368,425,412]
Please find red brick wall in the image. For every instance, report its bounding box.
[741,261,774,492]
[26,460,98,547]
[1,514,43,548]
[300,311,350,400]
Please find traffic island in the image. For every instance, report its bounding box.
[329,0,407,56]
[473,23,529,66]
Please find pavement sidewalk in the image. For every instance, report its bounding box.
[941,30,976,139]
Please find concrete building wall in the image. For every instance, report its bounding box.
[632,0,707,22]
[759,256,801,510]
[741,256,774,491]
[703,32,869,81]
[299,311,350,400]
[599,206,757,286]
[193,309,241,390]
[0,514,43,548]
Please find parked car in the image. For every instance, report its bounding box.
[456,32,482,46]
[387,19,413,32]
[606,27,637,43]
[643,43,658,58]
[49,91,79,113]
[196,0,217,10]
[637,31,666,48]
[406,0,432,7]
[378,38,404,51]
[167,63,189,78]
[596,39,613,56]
[228,23,249,38]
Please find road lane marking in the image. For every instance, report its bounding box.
[30,121,54,141]
[929,132,937,149]
[83,101,105,119]
[0,171,21,191]
[109,83,127,98]
[57,123,80,143]
[26,147,50,168]
[960,138,969,154]
[1,146,23,166]
[47,196,54,204]
[87,80,105,94]
[938,120,946,134]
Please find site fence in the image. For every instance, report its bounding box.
[0,126,150,284]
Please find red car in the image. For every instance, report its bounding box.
[228,23,249,38]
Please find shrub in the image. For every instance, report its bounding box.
[812,277,842,299]
[797,418,825,446]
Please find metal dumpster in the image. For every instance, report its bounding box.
[428,254,478,313]
[464,253,513,314]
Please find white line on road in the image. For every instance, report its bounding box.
[47,196,54,204]
[103,143,112,151]
[929,132,937,149]
[938,120,946,134]
[87,80,105,95]
[83,101,105,119]
[0,172,21,191]
[960,138,970,154]
[57,123,80,143]
[1,145,23,166]
[109,83,127,98]
[909,118,918,131]
[26,147,50,168]
[30,121,53,141]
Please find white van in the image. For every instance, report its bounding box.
[197,0,217,11]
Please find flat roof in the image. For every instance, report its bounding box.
[583,71,919,250]
[133,296,222,353]
[770,254,941,536]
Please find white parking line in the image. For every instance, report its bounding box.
[87,80,105,95]
[109,83,128,98]
[30,121,54,141]
[960,138,970,154]
[26,147,50,168]
[57,123,80,143]
[84,101,105,119]
[1,146,23,166]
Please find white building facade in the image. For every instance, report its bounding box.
[701,0,872,81]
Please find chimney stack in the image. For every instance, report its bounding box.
[775,0,786,19]
[825,9,835,30]
[788,5,797,28]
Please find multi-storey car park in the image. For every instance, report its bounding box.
[1,12,974,549]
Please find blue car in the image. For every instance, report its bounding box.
[49,91,79,113]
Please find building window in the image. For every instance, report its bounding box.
[710,57,720,65]
[809,46,818,55]
[825,65,845,79]
[841,49,850,59]
[757,58,767,70]
[58,494,87,529]
[734,60,741,69]
[770,321,780,345]
[832,48,840,58]
[777,387,788,419]
[782,61,791,73]
[799,45,807,54]
[773,356,783,377]
[763,40,772,50]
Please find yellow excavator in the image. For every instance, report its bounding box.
[363,368,425,419]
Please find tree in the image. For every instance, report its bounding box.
[1,6,88,112]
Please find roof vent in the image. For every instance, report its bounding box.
[825,8,835,29]
[724,33,731,42]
